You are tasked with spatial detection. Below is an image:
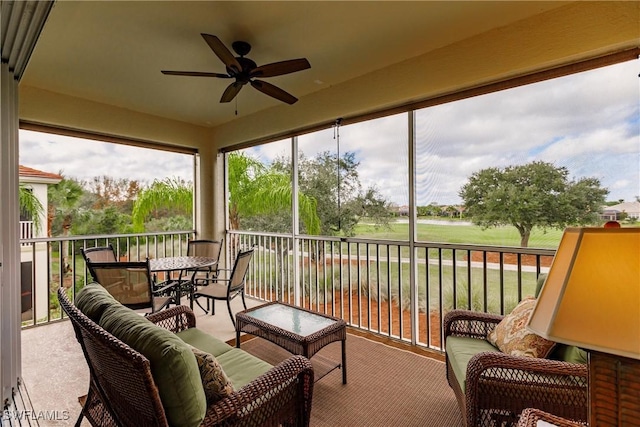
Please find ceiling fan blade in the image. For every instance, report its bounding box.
[201,34,242,74]
[250,58,311,78]
[161,70,231,78]
[220,81,244,103]
[250,80,298,104]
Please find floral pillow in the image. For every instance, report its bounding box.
[487,298,556,358]
[190,346,235,403]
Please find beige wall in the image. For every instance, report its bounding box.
[19,2,639,154]
[19,86,211,149]
[210,1,639,149]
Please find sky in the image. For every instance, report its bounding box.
[19,131,194,185]
[20,58,639,206]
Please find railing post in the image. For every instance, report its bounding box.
[292,136,301,306]
[408,110,418,346]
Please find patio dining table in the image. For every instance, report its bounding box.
[149,256,217,308]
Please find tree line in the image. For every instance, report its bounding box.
[25,150,392,240]
[20,156,615,248]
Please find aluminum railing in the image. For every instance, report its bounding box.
[19,230,195,328]
[228,230,556,352]
[20,228,556,353]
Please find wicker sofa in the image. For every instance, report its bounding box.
[58,285,314,427]
[444,308,588,427]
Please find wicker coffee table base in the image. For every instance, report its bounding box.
[236,301,347,384]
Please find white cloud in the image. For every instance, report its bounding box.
[20,59,640,206]
[19,130,193,185]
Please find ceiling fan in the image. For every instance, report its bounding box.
[162,34,311,105]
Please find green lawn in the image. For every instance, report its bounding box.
[355,220,564,249]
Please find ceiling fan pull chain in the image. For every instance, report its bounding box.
[334,118,342,231]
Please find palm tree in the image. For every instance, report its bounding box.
[132,177,192,232]
[19,184,44,234]
[228,152,320,234]
[132,153,320,234]
[48,177,85,272]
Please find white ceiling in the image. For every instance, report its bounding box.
[22,1,571,129]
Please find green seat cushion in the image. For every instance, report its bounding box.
[446,336,501,392]
[74,284,117,322]
[550,344,588,364]
[216,348,273,389]
[176,328,235,358]
[99,304,206,427]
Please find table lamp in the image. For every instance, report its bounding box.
[527,227,640,427]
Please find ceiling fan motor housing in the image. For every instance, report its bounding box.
[228,56,257,83]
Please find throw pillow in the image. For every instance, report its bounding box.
[487,298,556,358]
[190,346,235,403]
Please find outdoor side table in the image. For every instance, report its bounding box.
[236,301,347,384]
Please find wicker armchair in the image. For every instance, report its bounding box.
[444,309,588,427]
[58,287,314,427]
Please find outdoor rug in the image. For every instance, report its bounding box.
[239,333,464,427]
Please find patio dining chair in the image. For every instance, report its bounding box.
[80,244,117,280]
[88,260,176,314]
[185,239,223,285]
[192,248,254,326]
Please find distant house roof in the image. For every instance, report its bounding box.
[602,201,640,218]
[19,165,62,184]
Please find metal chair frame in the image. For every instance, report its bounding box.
[80,244,118,280]
[192,248,254,326]
[88,259,176,313]
[185,239,223,285]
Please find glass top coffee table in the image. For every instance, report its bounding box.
[236,301,347,384]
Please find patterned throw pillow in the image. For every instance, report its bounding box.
[487,298,556,358]
[190,346,235,403]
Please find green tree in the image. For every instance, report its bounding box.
[48,176,85,237]
[295,151,391,236]
[131,177,193,232]
[87,175,142,210]
[48,176,85,272]
[131,154,320,235]
[459,161,608,247]
[229,152,320,234]
[19,184,44,234]
[73,205,132,236]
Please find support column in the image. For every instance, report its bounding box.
[196,145,225,242]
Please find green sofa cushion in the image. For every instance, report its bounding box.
[446,336,501,392]
[216,348,273,389]
[176,328,235,358]
[74,284,117,322]
[550,344,588,364]
[99,304,206,427]
[176,328,272,389]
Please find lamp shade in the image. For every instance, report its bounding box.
[527,227,640,359]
